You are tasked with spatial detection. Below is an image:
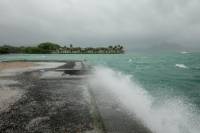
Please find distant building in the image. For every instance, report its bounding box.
[54,45,124,54]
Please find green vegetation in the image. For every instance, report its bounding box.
[0,42,125,54]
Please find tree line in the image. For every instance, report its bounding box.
[0,42,124,54]
[0,42,60,54]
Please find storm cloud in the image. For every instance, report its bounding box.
[0,0,200,49]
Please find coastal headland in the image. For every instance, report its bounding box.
[0,60,151,133]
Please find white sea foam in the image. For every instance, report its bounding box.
[181,51,190,54]
[128,59,132,62]
[88,66,200,133]
[175,64,188,69]
[35,62,65,69]
[42,55,46,58]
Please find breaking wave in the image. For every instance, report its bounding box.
[175,64,188,69]
[181,51,190,54]
[88,66,200,133]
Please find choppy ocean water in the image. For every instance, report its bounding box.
[1,52,200,133]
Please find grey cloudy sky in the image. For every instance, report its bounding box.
[0,0,200,49]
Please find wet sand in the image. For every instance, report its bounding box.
[0,61,36,70]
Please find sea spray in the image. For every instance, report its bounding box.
[88,66,200,133]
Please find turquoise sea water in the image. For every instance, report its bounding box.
[1,52,200,132]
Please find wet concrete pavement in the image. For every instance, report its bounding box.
[0,61,96,133]
[0,61,152,133]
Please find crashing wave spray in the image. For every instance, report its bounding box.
[88,66,200,133]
